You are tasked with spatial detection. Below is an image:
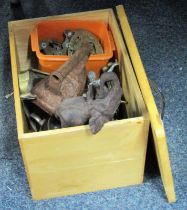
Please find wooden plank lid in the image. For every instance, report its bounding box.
[116,5,176,203]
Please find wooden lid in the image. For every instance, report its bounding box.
[116,5,176,203]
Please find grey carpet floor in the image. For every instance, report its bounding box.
[0,0,186,209]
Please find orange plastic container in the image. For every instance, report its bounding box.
[31,20,115,77]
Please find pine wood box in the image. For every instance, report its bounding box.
[8,8,150,200]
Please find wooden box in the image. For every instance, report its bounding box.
[8,6,175,202]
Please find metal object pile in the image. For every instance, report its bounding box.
[20,42,124,134]
[40,29,103,56]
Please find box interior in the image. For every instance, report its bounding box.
[10,9,147,135]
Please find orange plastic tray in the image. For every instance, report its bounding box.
[31,20,115,77]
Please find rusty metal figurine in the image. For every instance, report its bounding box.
[31,42,93,114]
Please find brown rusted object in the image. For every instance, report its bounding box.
[55,72,123,134]
[31,43,93,114]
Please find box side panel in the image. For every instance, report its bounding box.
[20,117,148,200]
[108,11,147,118]
[8,23,27,135]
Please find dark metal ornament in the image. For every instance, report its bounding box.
[55,72,123,134]
[41,115,61,131]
